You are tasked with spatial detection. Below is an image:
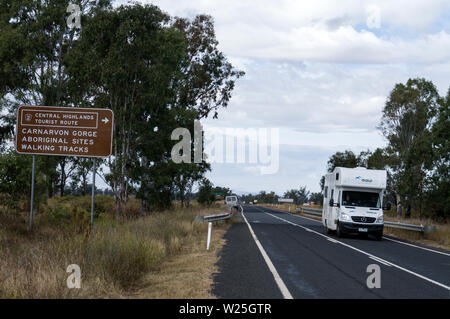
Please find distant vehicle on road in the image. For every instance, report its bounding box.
[225,195,239,211]
[322,167,391,240]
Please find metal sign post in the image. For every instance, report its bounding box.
[91,158,96,230]
[29,155,36,229]
[206,222,212,250]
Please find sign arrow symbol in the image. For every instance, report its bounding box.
[101,117,109,124]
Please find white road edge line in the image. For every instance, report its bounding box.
[382,237,450,257]
[241,210,293,299]
[265,212,450,292]
[265,206,450,257]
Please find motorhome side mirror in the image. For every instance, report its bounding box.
[329,198,334,206]
[336,202,340,208]
[384,202,392,210]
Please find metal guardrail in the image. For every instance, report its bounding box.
[199,206,241,250]
[199,205,242,223]
[202,211,233,222]
[297,207,322,216]
[295,207,434,233]
[383,221,432,233]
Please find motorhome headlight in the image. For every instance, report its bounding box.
[376,215,384,224]
[340,213,351,222]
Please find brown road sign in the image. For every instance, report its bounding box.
[15,106,114,157]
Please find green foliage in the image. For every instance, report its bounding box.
[212,186,232,197]
[327,150,359,172]
[196,178,215,206]
[426,89,450,219]
[172,15,245,118]
[0,149,45,210]
[283,187,310,205]
[86,231,165,288]
[0,0,30,100]
[71,206,91,234]
[327,148,388,172]
[320,79,448,220]
[45,202,72,222]
[0,1,243,216]
[64,4,242,215]
[40,196,114,231]
[309,192,323,205]
[366,148,389,169]
[380,78,440,218]
[254,191,278,204]
[240,193,256,203]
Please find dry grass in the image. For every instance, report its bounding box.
[0,197,229,298]
[133,224,228,298]
[382,217,450,250]
[259,203,450,251]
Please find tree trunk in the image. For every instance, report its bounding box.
[60,166,66,197]
[418,171,424,220]
[49,178,55,198]
[179,183,185,208]
[82,172,87,196]
[396,194,402,217]
[45,174,50,199]
[405,204,411,218]
[115,195,121,220]
[140,199,145,215]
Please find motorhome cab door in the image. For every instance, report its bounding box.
[327,188,335,229]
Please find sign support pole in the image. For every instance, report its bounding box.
[207,222,212,250]
[29,154,36,230]
[91,158,96,230]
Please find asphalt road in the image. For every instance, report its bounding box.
[213,205,450,298]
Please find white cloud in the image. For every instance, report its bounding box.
[238,27,450,64]
[115,0,450,194]
[139,0,450,63]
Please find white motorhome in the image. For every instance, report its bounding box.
[225,195,239,210]
[322,167,390,240]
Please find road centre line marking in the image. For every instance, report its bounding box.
[241,210,293,299]
[369,256,392,267]
[264,211,450,292]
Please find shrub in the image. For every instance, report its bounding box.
[86,230,166,288]
[46,202,72,223]
[71,206,91,234]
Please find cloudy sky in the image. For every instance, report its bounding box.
[122,0,450,195]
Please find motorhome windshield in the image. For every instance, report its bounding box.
[342,191,380,208]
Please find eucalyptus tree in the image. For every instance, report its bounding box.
[0,0,112,196]
[379,78,439,217]
[427,88,450,219]
[67,4,243,215]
